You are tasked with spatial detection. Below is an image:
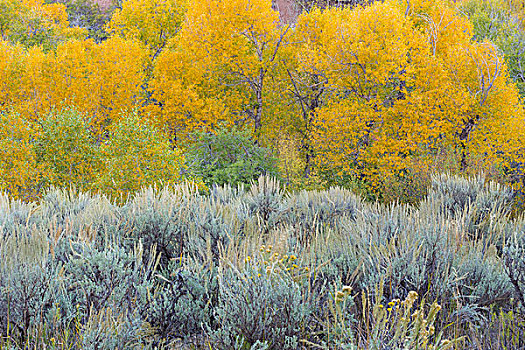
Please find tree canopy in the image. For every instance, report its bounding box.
[0,0,524,202]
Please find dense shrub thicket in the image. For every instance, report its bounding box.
[0,110,281,203]
[0,110,184,202]
[0,174,523,349]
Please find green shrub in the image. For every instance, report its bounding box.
[77,307,148,350]
[53,241,156,348]
[308,188,515,344]
[35,110,100,192]
[93,113,184,202]
[184,125,280,188]
[0,194,39,239]
[37,187,117,245]
[118,186,191,268]
[120,184,235,269]
[0,226,58,348]
[460,0,525,96]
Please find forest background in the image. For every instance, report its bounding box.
[0,0,525,205]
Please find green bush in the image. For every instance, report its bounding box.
[93,113,184,202]
[285,186,362,243]
[35,110,100,192]
[184,125,280,188]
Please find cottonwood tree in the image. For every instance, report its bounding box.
[0,112,43,201]
[283,18,330,179]
[151,0,291,142]
[296,0,525,196]
[0,36,148,137]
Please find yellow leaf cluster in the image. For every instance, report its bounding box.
[151,0,289,141]
[0,36,148,135]
[0,112,42,201]
[107,0,187,56]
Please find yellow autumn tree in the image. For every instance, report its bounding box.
[295,1,432,195]
[47,36,149,135]
[0,40,23,114]
[295,0,525,198]
[273,48,328,186]
[151,0,291,142]
[406,0,524,174]
[107,0,187,57]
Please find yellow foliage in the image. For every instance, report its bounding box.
[107,0,187,56]
[51,37,148,134]
[150,49,229,141]
[295,0,525,198]
[0,40,23,112]
[151,0,290,141]
[0,36,148,135]
[0,0,523,203]
[0,112,43,201]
